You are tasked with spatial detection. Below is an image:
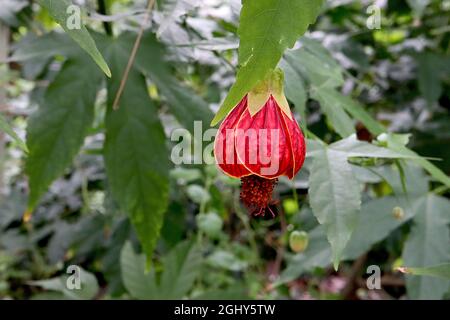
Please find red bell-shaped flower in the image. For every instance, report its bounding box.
[214,69,306,216]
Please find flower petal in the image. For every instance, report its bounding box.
[235,96,292,179]
[280,109,306,179]
[214,96,252,178]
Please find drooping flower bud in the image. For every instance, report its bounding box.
[289,230,309,253]
[214,69,306,216]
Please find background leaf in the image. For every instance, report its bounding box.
[285,45,344,90]
[279,195,418,284]
[384,133,450,187]
[156,0,200,37]
[120,242,158,299]
[158,241,202,299]
[402,195,450,299]
[417,51,444,107]
[343,196,418,259]
[407,0,431,16]
[26,57,101,210]
[328,135,419,159]
[9,32,76,62]
[280,58,307,130]
[0,0,28,27]
[130,32,213,133]
[104,40,169,263]
[120,241,201,299]
[398,264,450,280]
[311,88,355,138]
[308,145,361,269]
[0,112,27,152]
[29,267,99,300]
[37,0,111,77]
[315,89,385,136]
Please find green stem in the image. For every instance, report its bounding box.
[199,176,212,215]
[233,189,260,265]
[80,168,91,214]
[292,182,299,209]
[433,185,450,195]
[98,0,113,36]
[197,175,213,245]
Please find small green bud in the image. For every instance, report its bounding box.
[196,212,223,238]
[289,231,309,253]
[392,206,405,220]
[282,199,299,216]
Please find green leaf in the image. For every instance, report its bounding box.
[280,58,307,130]
[9,32,76,62]
[417,52,444,107]
[186,184,211,205]
[120,242,158,299]
[0,112,27,152]
[125,32,213,134]
[402,195,450,299]
[343,196,418,259]
[398,264,450,280]
[159,241,202,299]
[278,196,418,284]
[161,202,186,248]
[311,88,355,138]
[105,43,169,263]
[29,267,99,300]
[373,164,429,196]
[382,133,450,187]
[327,135,421,160]
[285,42,344,90]
[156,0,199,37]
[0,0,28,26]
[351,165,383,184]
[120,241,202,299]
[300,37,340,66]
[211,0,325,125]
[37,0,111,77]
[407,0,431,16]
[196,212,223,239]
[318,89,385,135]
[26,57,101,211]
[207,250,248,272]
[308,145,361,269]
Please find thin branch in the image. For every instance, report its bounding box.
[341,254,368,299]
[271,207,287,279]
[356,275,405,288]
[112,0,156,110]
[0,22,10,196]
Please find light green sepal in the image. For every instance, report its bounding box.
[247,68,292,119]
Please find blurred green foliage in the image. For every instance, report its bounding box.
[0,0,449,300]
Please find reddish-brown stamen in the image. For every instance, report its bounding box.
[240,175,278,217]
